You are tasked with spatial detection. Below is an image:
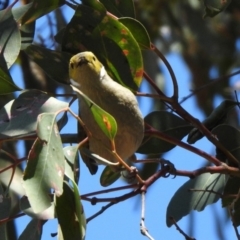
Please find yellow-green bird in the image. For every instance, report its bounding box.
[69,52,144,173]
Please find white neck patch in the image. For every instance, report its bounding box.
[70,79,81,87]
[100,66,106,80]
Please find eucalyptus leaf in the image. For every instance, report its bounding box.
[20,0,65,24]
[100,165,121,187]
[71,86,117,141]
[166,173,227,227]
[18,219,43,240]
[119,17,151,49]
[55,181,86,240]
[25,45,72,84]
[0,90,68,140]
[138,111,193,154]
[0,9,21,68]
[23,113,65,213]
[99,0,135,18]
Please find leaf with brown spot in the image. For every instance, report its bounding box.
[23,113,65,213]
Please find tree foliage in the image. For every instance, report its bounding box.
[0,0,240,239]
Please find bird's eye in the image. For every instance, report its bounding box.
[93,57,96,61]
[70,63,74,69]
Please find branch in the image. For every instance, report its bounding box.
[151,43,179,100]
[145,126,222,166]
[173,164,240,178]
[180,70,240,104]
[169,217,196,240]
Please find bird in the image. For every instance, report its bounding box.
[69,51,144,173]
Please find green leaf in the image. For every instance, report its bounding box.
[20,196,55,219]
[188,100,237,144]
[0,64,21,94]
[19,21,35,50]
[215,125,240,226]
[93,15,143,87]
[203,0,231,18]
[119,17,151,49]
[63,145,80,183]
[0,9,21,68]
[25,45,72,84]
[71,179,86,239]
[222,178,240,226]
[18,219,43,240]
[100,165,121,187]
[12,3,33,21]
[55,181,86,240]
[12,3,35,49]
[0,183,11,240]
[99,0,135,18]
[0,153,25,196]
[166,173,227,227]
[71,86,117,141]
[138,111,193,154]
[212,124,240,162]
[0,89,68,140]
[23,113,65,213]
[20,0,65,24]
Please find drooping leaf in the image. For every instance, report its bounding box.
[20,196,55,220]
[25,45,72,84]
[71,179,86,239]
[93,15,143,87]
[0,89,68,140]
[0,64,20,94]
[119,17,151,49]
[23,113,65,213]
[214,125,240,226]
[60,4,105,52]
[222,178,240,226]
[0,183,11,240]
[57,111,69,131]
[79,145,98,175]
[20,0,65,24]
[188,100,237,144]
[19,21,35,50]
[203,0,231,18]
[212,124,240,163]
[12,3,35,49]
[0,153,25,196]
[63,145,80,183]
[71,86,117,141]
[55,181,86,240]
[100,165,121,187]
[138,111,193,154]
[166,173,227,227]
[18,218,44,240]
[0,9,21,68]
[99,0,135,18]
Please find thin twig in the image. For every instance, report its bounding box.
[169,217,196,240]
[151,43,179,100]
[140,192,154,240]
[172,165,240,178]
[179,69,240,104]
[87,202,115,223]
[82,184,138,197]
[145,127,222,166]
[143,71,171,102]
